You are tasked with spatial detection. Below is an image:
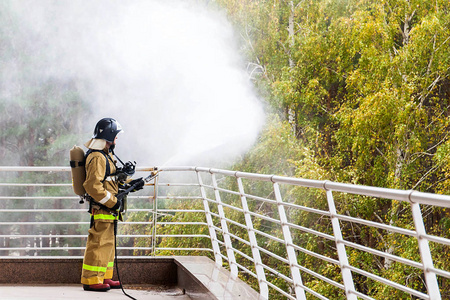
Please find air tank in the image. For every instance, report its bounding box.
[69,145,86,196]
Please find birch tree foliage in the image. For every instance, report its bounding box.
[213,1,450,298]
[217,0,450,192]
[336,0,450,191]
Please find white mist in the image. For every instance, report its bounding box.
[6,0,266,167]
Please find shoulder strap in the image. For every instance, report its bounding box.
[85,149,113,182]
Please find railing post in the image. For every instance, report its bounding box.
[273,182,306,300]
[151,174,159,256]
[237,177,269,299]
[325,189,357,300]
[211,173,239,277]
[197,171,223,266]
[410,201,441,300]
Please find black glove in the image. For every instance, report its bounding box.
[113,191,127,211]
[129,177,145,192]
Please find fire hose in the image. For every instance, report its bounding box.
[114,168,159,300]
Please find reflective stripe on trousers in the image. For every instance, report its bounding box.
[93,213,118,221]
[81,219,115,285]
[82,261,114,273]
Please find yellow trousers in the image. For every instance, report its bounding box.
[81,219,115,285]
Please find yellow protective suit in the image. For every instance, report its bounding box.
[81,146,120,285]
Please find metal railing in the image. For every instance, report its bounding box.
[0,166,449,300]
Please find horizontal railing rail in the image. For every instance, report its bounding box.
[0,166,449,299]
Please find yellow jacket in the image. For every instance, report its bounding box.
[83,148,119,214]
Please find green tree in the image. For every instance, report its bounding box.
[213,0,450,298]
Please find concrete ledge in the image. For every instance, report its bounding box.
[0,257,176,285]
[174,256,262,300]
[0,257,261,300]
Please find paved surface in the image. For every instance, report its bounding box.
[0,285,192,300]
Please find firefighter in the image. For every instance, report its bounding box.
[81,118,143,292]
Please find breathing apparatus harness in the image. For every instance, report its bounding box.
[71,145,158,214]
[81,148,135,199]
[81,149,134,228]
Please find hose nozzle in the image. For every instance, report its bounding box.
[144,167,159,183]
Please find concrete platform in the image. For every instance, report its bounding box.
[0,284,191,300]
[0,257,261,300]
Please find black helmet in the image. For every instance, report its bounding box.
[92,118,123,142]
